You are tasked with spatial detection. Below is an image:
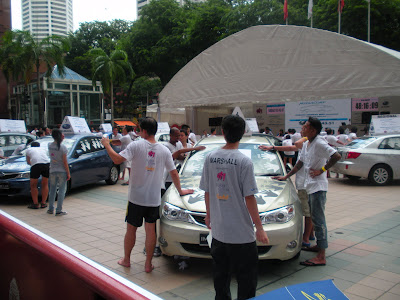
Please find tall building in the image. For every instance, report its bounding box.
[22,0,73,39]
[137,0,205,18]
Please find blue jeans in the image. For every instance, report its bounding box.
[308,191,328,249]
[48,172,67,213]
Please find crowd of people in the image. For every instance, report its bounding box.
[2,116,354,299]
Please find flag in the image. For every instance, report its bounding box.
[338,0,345,13]
[308,0,313,19]
[283,0,288,21]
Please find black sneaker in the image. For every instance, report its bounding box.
[55,211,68,216]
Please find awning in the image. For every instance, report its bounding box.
[114,121,136,127]
[159,25,400,108]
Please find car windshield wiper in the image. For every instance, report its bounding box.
[257,173,282,176]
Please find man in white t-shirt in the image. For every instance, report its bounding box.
[109,127,122,140]
[101,117,193,273]
[273,117,341,267]
[348,126,358,141]
[336,127,350,145]
[26,142,50,209]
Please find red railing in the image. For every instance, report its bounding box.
[0,210,161,300]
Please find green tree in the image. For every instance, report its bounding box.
[0,30,27,118]
[19,32,70,127]
[65,20,133,79]
[90,48,134,125]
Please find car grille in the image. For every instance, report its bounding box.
[181,243,272,255]
[0,173,19,179]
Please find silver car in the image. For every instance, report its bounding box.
[331,134,400,185]
[159,136,303,261]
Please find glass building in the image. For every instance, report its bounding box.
[11,65,103,128]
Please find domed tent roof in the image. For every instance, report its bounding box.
[159,25,400,109]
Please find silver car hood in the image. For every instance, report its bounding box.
[164,176,294,213]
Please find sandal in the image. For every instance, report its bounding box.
[40,203,48,208]
[28,203,39,209]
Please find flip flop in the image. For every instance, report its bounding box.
[301,246,320,252]
[117,259,131,268]
[40,203,48,208]
[302,242,311,248]
[121,182,129,186]
[300,259,326,266]
[28,203,39,209]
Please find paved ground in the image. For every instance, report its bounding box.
[1,175,400,300]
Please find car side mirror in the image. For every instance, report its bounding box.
[74,149,84,158]
[286,163,293,173]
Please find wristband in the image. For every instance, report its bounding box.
[304,137,308,141]
[321,166,326,172]
[272,146,275,150]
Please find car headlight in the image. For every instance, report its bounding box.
[259,205,295,224]
[15,172,30,179]
[163,202,191,222]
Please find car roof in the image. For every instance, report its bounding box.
[0,132,35,137]
[37,134,99,141]
[198,136,274,145]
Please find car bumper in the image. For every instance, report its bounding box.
[159,203,302,261]
[0,179,32,197]
[331,161,370,178]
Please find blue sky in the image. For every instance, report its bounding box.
[11,0,137,31]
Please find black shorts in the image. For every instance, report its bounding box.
[30,163,50,179]
[125,202,160,227]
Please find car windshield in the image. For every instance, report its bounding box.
[346,137,377,149]
[21,138,76,156]
[181,143,283,177]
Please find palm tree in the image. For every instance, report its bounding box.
[20,33,70,127]
[90,48,134,125]
[0,30,28,119]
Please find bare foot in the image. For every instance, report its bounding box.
[118,258,131,268]
[145,264,154,273]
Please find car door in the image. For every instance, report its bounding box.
[87,136,112,181]
[377,137,400,179]
[70,137,99,186]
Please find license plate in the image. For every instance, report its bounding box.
[0,183,9,189]
[199,233,208,246]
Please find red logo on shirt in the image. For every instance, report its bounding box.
[148,151,155,157]
[217,172,226,181]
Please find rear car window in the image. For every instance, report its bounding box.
[346,137,376,149]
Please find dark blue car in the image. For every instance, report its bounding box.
[0,134,120,197]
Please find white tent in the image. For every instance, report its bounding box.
[159,25,400,109]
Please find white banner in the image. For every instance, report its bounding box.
[156,122,170,134]
[0,119,26,133]
[370,114,400,136]
[285,99,351,132]
[60,116,91,135]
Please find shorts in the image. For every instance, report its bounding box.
[284,154,295,158]
[30,163,50,179]
[125,202,160,227]
[298,189,311,217]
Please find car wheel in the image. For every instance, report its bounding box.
[368,164,392,186]
[346,175,361,180]
[106,165,119,185]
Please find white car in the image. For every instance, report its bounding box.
[331,134,400,185]
[159,136,303,261]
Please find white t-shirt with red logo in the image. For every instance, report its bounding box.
[199,149,258,244]
[120,139,175,207]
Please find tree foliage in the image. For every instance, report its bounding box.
[61,0,400,120]
[90,48,134,124]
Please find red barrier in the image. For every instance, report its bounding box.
[0,210,161,300]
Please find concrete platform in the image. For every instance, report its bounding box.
[1,176,399,300]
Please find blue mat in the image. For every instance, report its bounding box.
[254,279,349,299]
